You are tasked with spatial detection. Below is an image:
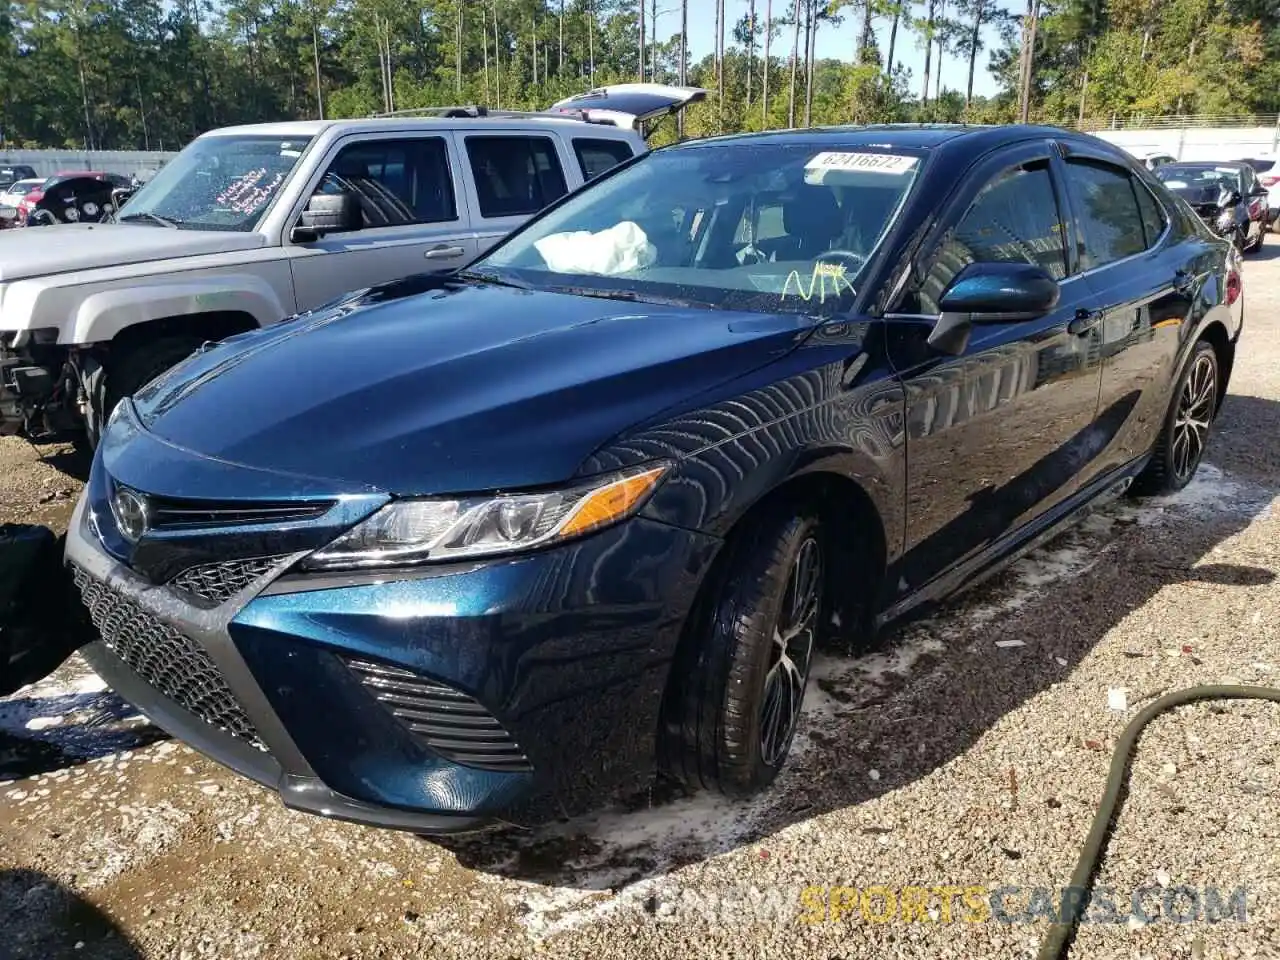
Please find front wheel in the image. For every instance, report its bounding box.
[661,507,826,797]
[1134,340,1219,494]
[83,336,204,448]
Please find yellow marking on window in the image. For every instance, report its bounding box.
[781,261,857,304]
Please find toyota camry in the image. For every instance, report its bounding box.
[66,124,1242,832]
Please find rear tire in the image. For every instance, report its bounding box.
[83,336,204,449]
[661,506,826,798]
[1134,340,1219,495]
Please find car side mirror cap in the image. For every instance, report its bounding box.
[928,262,1061,356]
[294,190,361,241]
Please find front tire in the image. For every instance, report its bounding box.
[83,336,204,448]
[662,507,825,797]
[1135,340,1219,494]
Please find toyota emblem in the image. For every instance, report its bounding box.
[111,486,150,542]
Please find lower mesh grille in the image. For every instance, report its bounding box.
[72,566,266,751]
[346,658,531,773]
[168,555,288,605]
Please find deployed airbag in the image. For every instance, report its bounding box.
[533,221,657,275]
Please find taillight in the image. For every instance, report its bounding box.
[1226,268,1242,306]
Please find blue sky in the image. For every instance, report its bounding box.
[666,0,1018,99]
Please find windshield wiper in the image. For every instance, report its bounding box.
[545,285,703,309]
[118,212,182,228]
[454,268,530,290]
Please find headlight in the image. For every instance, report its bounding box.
[303,463,670,570]
[1216,210,1235,232]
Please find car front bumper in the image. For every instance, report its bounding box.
[65,474,719,832]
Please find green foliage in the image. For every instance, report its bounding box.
[0,0,1277,150]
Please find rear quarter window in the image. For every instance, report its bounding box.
[573,138,635,181]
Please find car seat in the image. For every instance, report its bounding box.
[760,185,844,261]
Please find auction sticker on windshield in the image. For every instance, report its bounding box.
[804,152,918,175]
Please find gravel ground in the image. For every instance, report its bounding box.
[5,251,1280,960]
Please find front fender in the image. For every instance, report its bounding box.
[69,274,286,343]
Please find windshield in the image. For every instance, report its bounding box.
[117,134,314,231]
[1156,165,1242,193]
[475,143,923,317]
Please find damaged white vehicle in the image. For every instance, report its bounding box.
[0,84,703,444]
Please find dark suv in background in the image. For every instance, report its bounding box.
[0,164,38,190]
[67,124,1242,833]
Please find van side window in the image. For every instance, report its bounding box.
[465,136,568,218]
[573,139,634,181]
[315,138,457,228]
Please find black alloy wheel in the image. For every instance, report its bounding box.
[1170,349,1218,485]
[760,535,822,767]
[1135,340,1219,494]
[661,507,827,797]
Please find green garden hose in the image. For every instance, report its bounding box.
[1037,684,1280,960]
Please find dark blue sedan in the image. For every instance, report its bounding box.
[66,124,1243,832]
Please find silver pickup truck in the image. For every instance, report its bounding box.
[0,84,703,445]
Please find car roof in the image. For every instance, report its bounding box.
[663,122,1109,154]
[202,115,638,139]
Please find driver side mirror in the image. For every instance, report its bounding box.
[291,190,361,243]
[928,262,1061,356]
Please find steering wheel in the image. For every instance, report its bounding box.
[736,242,769,266]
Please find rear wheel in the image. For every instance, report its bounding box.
[661,506,826,797]
[1134,340,1219,494]
[83,336,204,448]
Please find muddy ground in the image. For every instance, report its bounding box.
[4,251,1280,960]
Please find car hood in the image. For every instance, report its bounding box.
[1166,184,1232,210]
[131,278,814,496]
[0,224,265,281]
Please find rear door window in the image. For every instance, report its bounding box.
[573,138,634,181]
[1063,160,1148,268]
[465,136,568,218]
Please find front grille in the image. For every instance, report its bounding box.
[72,566,266,751]
[168,555,289,605]
[141,492,334,530]
[346,658,531,773]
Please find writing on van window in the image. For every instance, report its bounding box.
[781,261,856,303]
[216,169,285,214]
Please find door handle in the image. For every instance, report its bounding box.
[424,245,465,260]
[1067,308,1102,336]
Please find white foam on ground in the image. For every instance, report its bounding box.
[963,463,1271,628]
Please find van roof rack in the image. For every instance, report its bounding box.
[367,105,613,125]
